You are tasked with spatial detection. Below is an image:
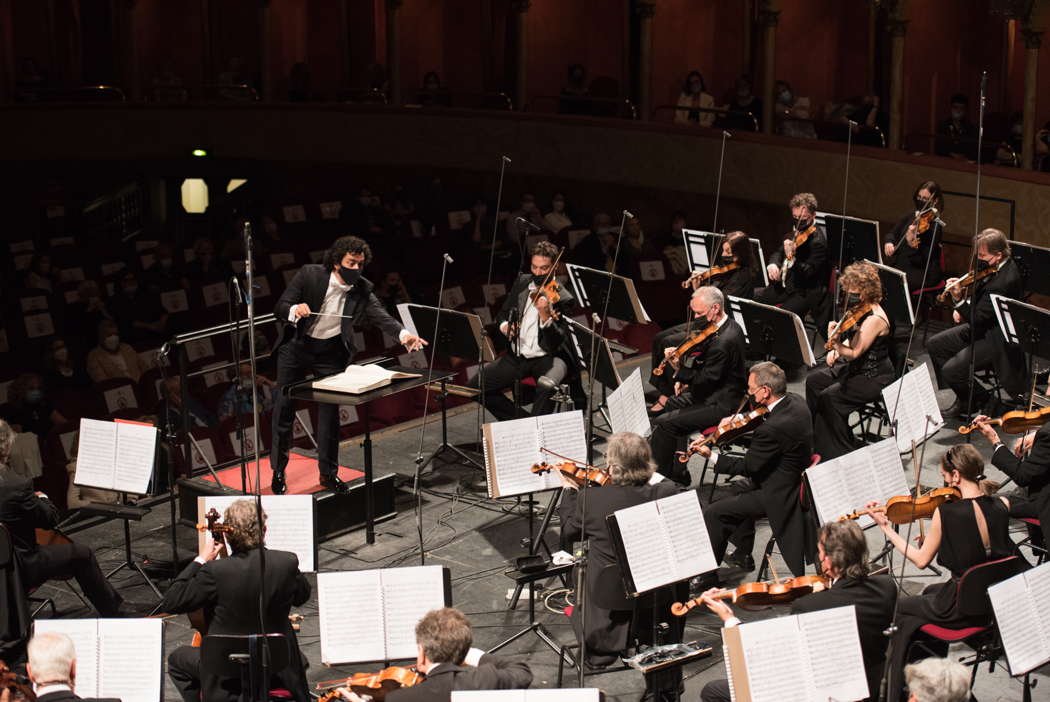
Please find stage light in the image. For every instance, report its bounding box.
[191,148,208,157]
[181,178,209,213]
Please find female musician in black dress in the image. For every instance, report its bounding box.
[883,180,944,294]
[866,444,1014,702]
[805,261,894,460]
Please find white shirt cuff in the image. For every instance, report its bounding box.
[464,647,485,666]
[288,307,299,322]
[193,556,206,565]
[724,616,741,628]
[398,329,411,343]
[499,321,510,336]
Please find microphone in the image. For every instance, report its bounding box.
[980,70,988,97]
[231,276,243,304]
[848,119,858,128]
[443,253,454,264]
[722,130,732,138]
[623,210,635,219]
[502,155,512,164]
[515,216,541,231]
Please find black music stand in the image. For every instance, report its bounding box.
[820,213,882,266]
[563,317,620,435]
[866,259,915,328]
[565,264,651,325]
[399,304,493,473]
[1010,241,1050,298]
[993,296,1049,406]
[726,297,817,367]
[683,229,769,286]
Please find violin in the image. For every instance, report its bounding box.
[195,508,234,543]
[676,406,769,463]
[531,461,611,487]
[958,406,1050,435]
[652,321,719,376]
[891,207,937,256]
[824,302,874,351]
[936,265,997,305]
[681,262,741,289]
[526,247,566,321]
[317,666,422,701]
[785,223,816,261]
[838,486,961,524]
[0,660,35,701]
[670,574,829,614]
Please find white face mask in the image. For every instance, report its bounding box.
[103,335,120,351]
[54,348,69,363]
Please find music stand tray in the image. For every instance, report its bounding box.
[819,212,882,266]
[726,296,816,367]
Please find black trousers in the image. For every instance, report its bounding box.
[20,543,122,616]
[754,284,830,333]
[925,323,1025,404]
[271,336,349,478]
[168,645,202,702]
[700,679,732,702]
[702,488,767,567]
[650,398,729,484]
[469,353,568,421]
[806,363,890,461]
[649,323,690,398]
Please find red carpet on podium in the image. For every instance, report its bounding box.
[201,452,364,495]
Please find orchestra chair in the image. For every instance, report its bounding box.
[1014,517,1047,565]
[0,523,42,624]
[695,428,750,500]
[557,562,636,686]
[849,396,891,444]
[907,555,1028,692]
[756,453,821,582]
[199,633,292,702]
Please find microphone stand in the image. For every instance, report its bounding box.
[832,120,856,310]
[229,276,249,493]
[412,253,454,566]
[711,130,731,234]
[964,71,988,424]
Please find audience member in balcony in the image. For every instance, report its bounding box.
[219,363,276,420]
[64,280,113,351]
[22,254,55,293]
[827,94,881,131]
[507,193,548,242]
[623,214,656,260]
[159,376,216,434]
[936,94,977,159]
[183,236,232,286]
[418,71,450,107]
[723,75,762,130]
[543,193,573,233]
[66,441,120,510]
[559,63,589,115]
[994,112,1023,167]
[375,271,412,317]
[774,80,816,139]
[42,338,91,393]
[1,373,67,439]
[675,71,715,128]
[660,211,690,276]
[110,271,169,346]
[86,320,143,383]
[287,62,319,102]
[144,242,186,293]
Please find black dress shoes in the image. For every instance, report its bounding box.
[724,549,756,571]
[271,471,287,495]
[319,474,350,494]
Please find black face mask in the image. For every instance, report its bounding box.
[531,274,547,287]
[976,259,991,272]
[845,292,862,308]
[339,266,362,286]
[721,254,735,263]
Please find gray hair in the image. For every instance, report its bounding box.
[223,499,267,552]
[28,632,76,685]
[692,285,724,310]
[904,657,971,702]
[0,418,14,470]
[749,361,787,397]
[605,432,656,486]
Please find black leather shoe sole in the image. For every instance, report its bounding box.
[319,475,350,494]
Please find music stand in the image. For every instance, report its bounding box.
[1010,241,1050,297]
[563,316,620,435]
[565,264,651,324]
[682,229,768,286]
[818,212,882,266]
[398,304,494,472]
[725,296,817,367]
[992,295,1050,406]
[865,259,915,328]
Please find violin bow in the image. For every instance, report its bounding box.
[538,446,591,468]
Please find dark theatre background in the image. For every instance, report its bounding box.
[2,0,1050,700]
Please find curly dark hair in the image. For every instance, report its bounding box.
[323,236,373,269]
[530,240,559,261]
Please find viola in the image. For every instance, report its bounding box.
[317,666,422,701]
[652,321,719,376]
[670,574,829,614]
[824,302,874,351]
[681,262,741,289]
[838,486,961,524]
[936,265,997,305]
[0,660,35,701]
[195,508,234,543]
[531,461,611,487]
[958,406,1050,436]
[676,406,769,463]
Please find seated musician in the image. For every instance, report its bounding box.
[688,362,813,578]
[558,432,682,668]
[332,607,532,702]
[865,444,1014,702]
[698,520,897,702]
[883,181,945,294]
[27,631,122,702]
[648,286,747,484]
[904,657,973,702]
[0,419,124,618]
[469,240,573,420]
[805,261,894,460]
[650,233,755,415]
[160,499,310,702]
[926,228,1025,418]
[755,192,830,333]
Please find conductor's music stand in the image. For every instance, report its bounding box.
[819,213,882,266]
[1010,241,1050,298]
[725,296,817,367]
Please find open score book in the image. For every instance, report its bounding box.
[74,417,157,495]
[482,410,587,498]
[988,561,1050,676]
[312,364,420,394]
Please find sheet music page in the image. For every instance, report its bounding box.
[33,619,100,697]
[989,570,1049,675]
[98,618,164,702]
[538,411,588,489]
[74,418,117,490]
[198,496,316,571]
[738,616,811,702]
[486,417,546,497]
[657,491,717,580]
[317,571,386,664]
[883,364,944,453]
[868,437,910,504]
[452,693,526,701]
[607,368,651,438]
[805,455,852,525]
[113,422,156,494]
[381,566,448,660]
[1026,562,1050,636]
[990,293,1017,342]
[799,606,869,702]
[613,500,674,593]
[837,449,877,527]
[523,691,600,701]
[789,311,816,366]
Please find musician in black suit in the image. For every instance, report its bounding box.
[925,228,1025,418]
[0,420,122,617]
[649,286,747,484]
[26,632,121,702]
[755,192,830,330]
[699,520,897,702]
[271,236,426,494]
[468,240,573,420]
[688,361,814,577]
[558,432,682,667]
[161,500,311,702]
[333,608,532,702]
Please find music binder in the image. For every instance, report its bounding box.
[988,560,1050,676]
[805,437,909,526]
[481,410,587,498]
[74,417,157,495]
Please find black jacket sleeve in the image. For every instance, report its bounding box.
[471,653,534,689]
[793,230,827,284]
[274,266,309,324]
[676,340,728,398]
[158,560,215,614]
[992,432,1050,488]
[713,423,781,481]
[359,291,406,338]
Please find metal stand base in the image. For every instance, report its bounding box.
[106,511,162,600]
